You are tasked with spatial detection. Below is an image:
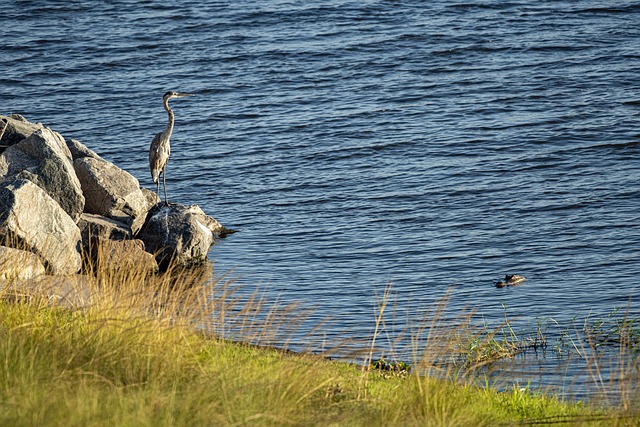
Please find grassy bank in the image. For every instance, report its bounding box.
[0,259,636,425]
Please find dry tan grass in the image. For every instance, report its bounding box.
[0,242,634,425]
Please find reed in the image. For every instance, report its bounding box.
[0,248,635,426]
[568,304,640,412]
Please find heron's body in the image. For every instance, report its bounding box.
[149,91,193,204]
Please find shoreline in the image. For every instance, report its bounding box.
[0,262,636,425]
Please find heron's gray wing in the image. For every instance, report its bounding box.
[149,132,165,182]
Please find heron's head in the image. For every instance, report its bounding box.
[163,91,195,101]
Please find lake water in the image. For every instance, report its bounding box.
[2,0,639,400]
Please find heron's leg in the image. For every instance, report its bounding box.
[162,169,168,206]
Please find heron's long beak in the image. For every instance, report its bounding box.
[176,92,195,98]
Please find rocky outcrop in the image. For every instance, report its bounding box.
[0,114,45,149]
[0,128,85,222]
[0,246,46,280]
[74,157,148,234]
[137,203,224,269]
[0,113,228,279]
[77,213,131,247]
[0,179,82,275]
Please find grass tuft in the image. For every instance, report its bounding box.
[0,254,636,425]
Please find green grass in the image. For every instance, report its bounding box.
[0,251,636,426]
[0,301,600,427]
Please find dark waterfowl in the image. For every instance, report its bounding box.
[495,274,526,288]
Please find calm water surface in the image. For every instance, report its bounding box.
[2,0,639,398]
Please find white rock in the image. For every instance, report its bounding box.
[74,157,148,234]
[0,179,82,275]
[0,128,85,222]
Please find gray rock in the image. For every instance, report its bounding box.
[0,179,82,275]
[0,245,46,281]
[0,114,45,148]
[141,187,161,212]
[77,213,132,249]
[66,138,102,161]
[73,157,148,234]
[0,145,31,177]
[0,128,85,222]
[137,203,223,269]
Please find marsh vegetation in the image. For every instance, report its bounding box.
[0,253,637,426]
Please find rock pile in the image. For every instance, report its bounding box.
[0,113,228,281]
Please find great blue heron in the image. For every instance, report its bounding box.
[149,90,194,205]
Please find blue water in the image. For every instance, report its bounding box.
[2,0,640,398]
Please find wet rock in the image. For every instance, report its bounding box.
[0,245,46,281]
[0,128,85,222]
[137,203,224,269]
[74,157,148,234]
[0,114,45,148]
[0,179,82,275]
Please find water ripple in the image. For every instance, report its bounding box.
[1,0,639,398]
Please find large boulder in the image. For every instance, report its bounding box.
[137,203,224,269]
[0,127,85,222]
[74,157,148,234]
[0,179,82,275]
[0,114,44,148]
[77,213,132,248]
[0,245,46,281]
[66,138,102,161]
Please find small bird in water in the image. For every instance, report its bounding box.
[149,90,194,205]
[495,274,526,288]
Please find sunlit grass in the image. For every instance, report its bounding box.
[0,298,597,426]
[0,245,637,426]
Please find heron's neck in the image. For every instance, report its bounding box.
[163,98,175,135]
